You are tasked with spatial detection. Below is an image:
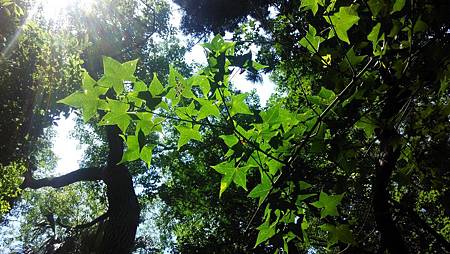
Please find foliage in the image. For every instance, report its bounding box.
[0,0,84,218]
[1,0,190,250]
[0,162,26,215]
[0,0,448,252]
[60,0,450,252]
[59,35,341,251]
[173,0,275,36]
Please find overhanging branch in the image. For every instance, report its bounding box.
[21,167,104,189]
[56,212,109,230]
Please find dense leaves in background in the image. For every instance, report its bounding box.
[1,0,449,253]
[174,0,450,253]
[1,0,189,252]
[0,0,83,218]
[173,0,275,36]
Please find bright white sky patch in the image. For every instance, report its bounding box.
[176,5,276,107]
[52,112,86,175]
[184,43,275,107]
[39,0,95,20]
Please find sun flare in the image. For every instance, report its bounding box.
[40,0,95,20]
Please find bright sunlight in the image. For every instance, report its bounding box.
[39,0,95,20]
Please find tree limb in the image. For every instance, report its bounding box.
[56,212,109,230]
[21,167,104,189]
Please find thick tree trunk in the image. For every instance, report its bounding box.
[22,125,140,253]
[373,128,407,254]
[373,86,408,254]
[99,125,140,253]
[100,163,140,253]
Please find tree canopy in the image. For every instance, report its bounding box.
[0,0,449,253]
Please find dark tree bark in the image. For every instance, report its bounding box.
[100,126,140,253]
[21,167,104,189]
[373,128,407,254]
[22,125,140,253]
[373,86,408,254]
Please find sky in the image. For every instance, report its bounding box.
[51,1,276,175]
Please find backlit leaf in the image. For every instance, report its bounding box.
[230,93,252,116]
[175,124,202,149]
[325,5,360,44]
[149,73,164,96]
[299,25,325,53]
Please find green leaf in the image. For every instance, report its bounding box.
[58,72,108,122]
[413,17,428,33]
[252,61,269,71]
[391,0,406,13]
[299,180,312,190]
[140,145,154,168]
[266,159,284,176]
[230,93,252,116]
[343,47,366,69]
[260,104,280,125]
[254,219,276,247]
[98,99,131,133]
[318,87,335,100]
[101,57,138,94]
[122,59,139,77]
[192,75,210,97]
[234,166,250,191]
[367,0,386,16]
[107,99,129,113]
[300,0,324,15]
[136,119,154,136]
[149,73,164,96]
[299,24,325,54]
[311,192,344,218]
[439,67,450,96]
[212,161,235,197]
[175,101,197,120]
[120,135,140,163]
[103,56,122,77]
[248,171,272,206]
[196,98,220,120]
[325,5,360,44]
[219,134,239,147]
[82,70,96,88]
[319,223,354,246]
[58,92,85,109]
[296,193,317,204]
[133,81,147,92]
[58,92,98,122]
[367,23,385,56]
[99,112,131,133]
[212,161,250,196]
[175,124,203,149]
[355,116,378,138]
[98,75,123,94]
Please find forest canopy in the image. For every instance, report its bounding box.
[0,0,449,253]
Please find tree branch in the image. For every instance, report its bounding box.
[21,167,103,189]
[56,212,109,230]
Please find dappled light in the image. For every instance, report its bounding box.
[0,0,449,253]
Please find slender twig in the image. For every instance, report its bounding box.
[131,110,228,129]
[325,15,356,76]
[216,86,286,164]
[288,57,373,166]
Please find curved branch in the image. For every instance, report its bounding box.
[56,212,109,230]
[21,167,104,189]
